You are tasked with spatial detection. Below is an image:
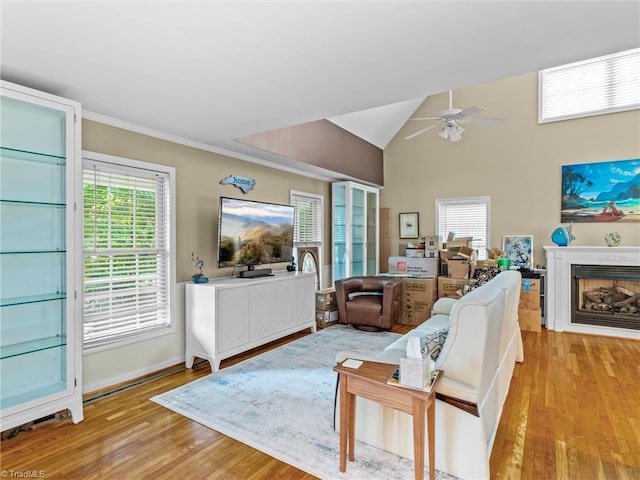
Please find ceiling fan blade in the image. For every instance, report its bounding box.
[457,105,486,118]
[405,124,438,140]
[459,117,506,126]
[409,117,442,121]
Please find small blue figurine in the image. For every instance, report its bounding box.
[551,224,576,247]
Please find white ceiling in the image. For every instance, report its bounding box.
[2,1,639,175]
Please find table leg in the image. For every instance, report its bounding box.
[339,374,348,472]
[412,398,425,480]
[348,390,355,462]
[427,399,435,480]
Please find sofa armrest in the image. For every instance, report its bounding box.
[432,297,458,315]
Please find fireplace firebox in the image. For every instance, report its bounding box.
[572,265,640,330]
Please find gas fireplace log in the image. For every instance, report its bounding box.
[614,294,639,307]
[615,286,636,297]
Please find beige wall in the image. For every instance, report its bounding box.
[81,120,331,391]
[382,73,640,266]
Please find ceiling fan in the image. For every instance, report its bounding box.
[405,90,505,142]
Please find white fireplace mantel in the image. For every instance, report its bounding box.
[544,245,640,339]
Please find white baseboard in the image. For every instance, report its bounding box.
[83,355,186,395]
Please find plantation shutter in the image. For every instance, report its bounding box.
[83,159,171,348]
[539,47,640,123]
[436,197,490,260]
[291,193,322,245]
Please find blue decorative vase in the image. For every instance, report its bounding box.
[192,275,209,283]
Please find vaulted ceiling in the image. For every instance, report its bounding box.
[2,1,639,176]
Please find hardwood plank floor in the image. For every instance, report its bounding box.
[1,326,638,479]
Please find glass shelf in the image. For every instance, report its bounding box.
[1,292,66,308]
[0,335,66,360]
[0,249,66,255]
[0,198,66,207]
[0,146,66,166]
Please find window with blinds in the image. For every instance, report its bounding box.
[539,47,640,123]
[83,153,174,350]
[290,191,323,287]
[436,196,490,260]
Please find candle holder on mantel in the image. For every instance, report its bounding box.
[192,253,209,283]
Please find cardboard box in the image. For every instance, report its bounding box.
[518,308,541,332]
[423,235,442,251]
[405,248,425,258]
[446,258,471,279]
[519,291,541,311]
[315,309,339,328]
[424,249,439,259]
[315,288,337,311]
[521,278,541,292]
[438,277,475,299]
[400,277,437,325]
[445,237,473,249]
[388,256,438,276]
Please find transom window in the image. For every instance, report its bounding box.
[539,48,640,123]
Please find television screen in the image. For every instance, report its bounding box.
[217,197,295,268]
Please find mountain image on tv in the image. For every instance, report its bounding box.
[218,197,295,268]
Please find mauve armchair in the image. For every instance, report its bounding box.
[334,276,403,331]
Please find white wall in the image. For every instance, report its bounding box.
[382,73,640,265]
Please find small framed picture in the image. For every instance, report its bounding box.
[399,212,419,239]
[502,235,533,269]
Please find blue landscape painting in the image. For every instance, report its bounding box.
[561,159,640,223]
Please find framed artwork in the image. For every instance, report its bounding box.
[399,212,419,239]
[503,235,533,269]
[561,158,639,222]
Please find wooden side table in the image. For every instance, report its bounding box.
[333,360,442,480]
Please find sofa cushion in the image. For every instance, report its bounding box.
[420,328,448,360]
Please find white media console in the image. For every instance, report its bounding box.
[185,271,316,371]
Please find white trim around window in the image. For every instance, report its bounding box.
[290,190,324,289]
[81,151,176,354]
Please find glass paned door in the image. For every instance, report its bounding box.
[351,187,365,276]
[332,184,346,282]
[0,94,71,410]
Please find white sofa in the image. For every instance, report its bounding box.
[336,270,523,479]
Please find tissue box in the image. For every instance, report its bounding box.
[400,357,431,390]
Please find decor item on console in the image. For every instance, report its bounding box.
[191,253,209,283]
[605,231,622,247]
[550,224,576,246]
[335,276,402,331]
[335,270,524,479]
[561,159,639,223]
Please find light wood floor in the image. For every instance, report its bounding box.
[1,326,638,479]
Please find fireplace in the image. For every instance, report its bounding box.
[571,265,640,330]
[545,246,640,340]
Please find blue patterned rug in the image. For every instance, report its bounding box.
[152,324,453,480]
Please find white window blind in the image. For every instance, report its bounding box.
[539,48,640,123]
[436,196,490,260]
[83,158,171,349]
[291,192,323,245]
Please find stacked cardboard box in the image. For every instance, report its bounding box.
[315,287,338,329]
[399,277,437,325]
[518,277,541,332]
[437,277,475,299]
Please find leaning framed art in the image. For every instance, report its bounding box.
[502,235,533,269]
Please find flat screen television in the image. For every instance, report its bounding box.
[217,196,295,276]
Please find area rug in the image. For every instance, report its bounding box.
[152,324,453,480]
